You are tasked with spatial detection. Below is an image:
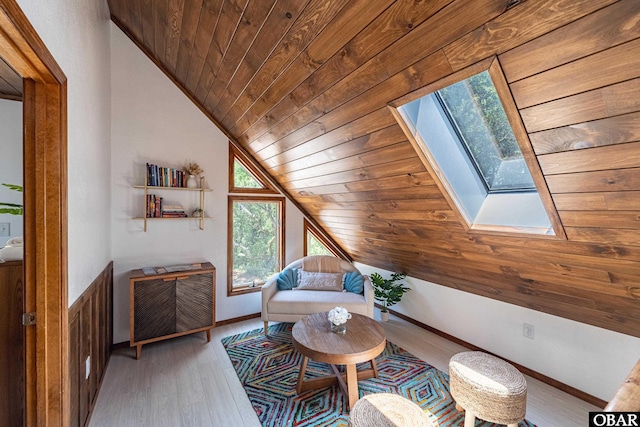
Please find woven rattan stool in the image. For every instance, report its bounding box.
[449,351,527,427]
[348,393,434,427]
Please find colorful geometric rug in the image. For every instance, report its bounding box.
[221,322,536,427]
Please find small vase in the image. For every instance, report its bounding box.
[380,311,389,322]
[186,175,197,188]
[330,322,347,334]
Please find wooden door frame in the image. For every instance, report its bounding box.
[0,1,68,426]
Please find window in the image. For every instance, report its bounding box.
[303,219,342,258]
[392,58,563,236]
[435,70,534,192]
[228,196,284,295]
[233,160,263,189]
[229,145,277,194]
[228,143,284,296]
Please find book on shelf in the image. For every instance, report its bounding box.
[145,194,163,218]
[161,212,187,218]
[146,162,187,187]
[161,203,187,218]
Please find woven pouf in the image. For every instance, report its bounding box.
[348,393,434,427]
[449,351,527,427]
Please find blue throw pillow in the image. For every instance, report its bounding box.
[277,267,298,291]
[343,271,364,294]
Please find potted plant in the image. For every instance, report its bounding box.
[183,162,203,188]
[0,183,23,215]
[370,272,410,322]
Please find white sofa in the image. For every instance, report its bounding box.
[261,256,374,334]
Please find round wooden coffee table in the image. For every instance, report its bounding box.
[292,312,386,410]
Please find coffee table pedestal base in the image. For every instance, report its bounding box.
[296,355,378,410]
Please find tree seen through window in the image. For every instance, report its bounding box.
[233,160,263,189]
[436,70,534,191]
[231,198,282,289]
[306,233,333,257]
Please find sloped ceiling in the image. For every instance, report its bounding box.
[108,0,640,337]
[0,56,22,100]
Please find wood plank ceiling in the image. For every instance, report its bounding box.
[108,0,640,338]
[0,56,22,100]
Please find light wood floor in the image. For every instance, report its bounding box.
[89,313,600,426]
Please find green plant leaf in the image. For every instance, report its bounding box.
[0,207,23,215]
[1,183,23,192]
[0,184,24,215]
[370,271,410,309]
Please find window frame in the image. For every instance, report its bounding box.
[228,144,278,194]
[227,195,285,296]
[389,57,565,238]
[303,218,345,259]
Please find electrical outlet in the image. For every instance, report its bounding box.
[523,323,535,340]
[85,356,90,379]
[0,223,9,237]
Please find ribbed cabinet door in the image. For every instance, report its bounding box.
[176,272,213,332]
[133,278,176,341]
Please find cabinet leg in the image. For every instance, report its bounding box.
[206,329,211,342]
[136,345,141,360]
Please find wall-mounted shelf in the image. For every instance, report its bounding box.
[133,181,212,231]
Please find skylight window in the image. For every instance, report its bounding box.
[435,70,535,192]
[392,59,563,237]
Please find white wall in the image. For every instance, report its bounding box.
[110,25,305,344]
[16,0,112,304]
[355,262,640,401]
[0,99,22,247]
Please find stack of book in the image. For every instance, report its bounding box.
[162,204,187,218]
[146,194,163,218]
[146,163,187,187]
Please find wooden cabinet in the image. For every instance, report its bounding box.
[129,262,215,359]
